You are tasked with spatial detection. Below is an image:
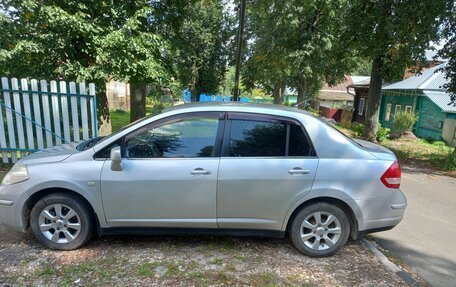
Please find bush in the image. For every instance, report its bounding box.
[350,122,390,142]
[392,111,418,135]
[351,122,364,138]
[376,124,391,142]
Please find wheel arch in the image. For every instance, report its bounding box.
[283,196,359,240]
[22,188,100,235]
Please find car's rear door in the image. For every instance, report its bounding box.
[100,112,225,228]
[217,113,318,230]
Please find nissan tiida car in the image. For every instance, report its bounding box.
[0,103,406,257]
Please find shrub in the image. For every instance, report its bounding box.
[351,122,364,138]
[377,124,391,142]
[350,122,390,142]
[392,111,418,135]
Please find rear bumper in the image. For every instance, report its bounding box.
[356,189,407,232]
[0,183,30,232]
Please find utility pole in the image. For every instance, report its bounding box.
[233,0,246,101]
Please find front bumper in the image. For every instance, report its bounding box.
[356,189,407,232]
[0,183,30,232]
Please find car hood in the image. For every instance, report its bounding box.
[354,139,397,161]
[18,143,80,165]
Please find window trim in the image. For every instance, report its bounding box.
[95,112,226,160]
[405,105,413,114]
[221,112,317,158]
[395,104,402,114]
[358,98,365,116]
[385,103,392,121]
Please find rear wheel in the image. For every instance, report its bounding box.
[30,193,93,250]
[289,202,350,257]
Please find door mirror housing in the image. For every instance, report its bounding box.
[110,146,123,171]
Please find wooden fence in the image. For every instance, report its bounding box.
[0,77,97,163]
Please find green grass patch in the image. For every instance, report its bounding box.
[249,272,282,286]
[110,110,131,133]
[137,260,180,278]
[334,125,456,172]
[382,139,455,171]
[36,257,126,286]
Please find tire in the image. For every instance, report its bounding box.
[30,193,93,250]
[289,202,350,257]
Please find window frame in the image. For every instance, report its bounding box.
[405,105,413,114]
[358,98,365,116]
[95,112,226,160]
[395,104,402,114]
[221,112,317,158]
[385,103,392,121]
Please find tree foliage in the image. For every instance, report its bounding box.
[436,3,456,107]
[243,0,357,106]
[0,0,189,121]
[172,0,234,101]
[345,0,453,141]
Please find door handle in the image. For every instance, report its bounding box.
[190,168,212,175]
[288,167,310,175]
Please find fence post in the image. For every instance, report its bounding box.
[1,77,17,162]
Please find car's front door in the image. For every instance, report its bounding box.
[100,112,224,228]
[217,113,318,230]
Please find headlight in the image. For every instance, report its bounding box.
[2,165,29,185]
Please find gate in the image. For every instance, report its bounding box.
[0,77,98,163]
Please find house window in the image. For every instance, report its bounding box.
[385,103,392,121]
[358,98,365,116]
[405,106,413,113]
[395,105,402,114]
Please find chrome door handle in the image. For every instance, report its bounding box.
[288,168,310,175]
[190,168,212,175]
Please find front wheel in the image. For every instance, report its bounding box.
[30,193,93,250]
[289,202,350,257]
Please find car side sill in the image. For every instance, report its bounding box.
[100,227,285,238]
[358,226,395,236]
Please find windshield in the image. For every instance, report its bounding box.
[76,115,152,151]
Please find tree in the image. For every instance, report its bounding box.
[346,0,452,141]
[244,0,357,107]
[172,0,234,102]
[436,3,456,107]
[0,0,189,124]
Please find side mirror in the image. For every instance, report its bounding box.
[110,146,123,171]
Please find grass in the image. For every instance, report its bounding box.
[382,139,455,172]
[110,110,131,133]
[335,124,456,173]
[36,257,126,287]
[137,260,180,278]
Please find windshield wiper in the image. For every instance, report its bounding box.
[76,137,105,151]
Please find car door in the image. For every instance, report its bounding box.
[217,113,318,230]
[100,112,225,228]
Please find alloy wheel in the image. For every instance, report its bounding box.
[300,211,342,250]
[38,204,81,244]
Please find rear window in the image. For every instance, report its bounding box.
[229,120,287,157]
[289,124,313,156]
[227,118,315,157]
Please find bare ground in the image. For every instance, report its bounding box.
[0,225,409,287]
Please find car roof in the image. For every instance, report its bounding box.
[164,102,314,117]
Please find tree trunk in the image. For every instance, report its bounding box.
[296,77,307,109]
[363,57,384,141]
[130,82,147,122]
[273,83,284,105]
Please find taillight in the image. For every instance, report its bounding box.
[381,161,401,189]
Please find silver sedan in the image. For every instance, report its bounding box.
[0,103,406,257]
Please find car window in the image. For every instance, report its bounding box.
[289,124,314,156]
[229,119,286,157]
[125,117,219,158]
